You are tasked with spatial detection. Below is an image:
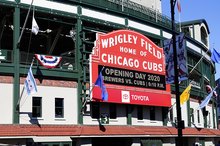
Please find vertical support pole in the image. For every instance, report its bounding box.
[126,105,132,125]
[76,6,83,124]
[13,5,20,124]
[170,0,183,146]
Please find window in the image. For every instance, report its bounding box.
[188,53,202,89]
[109,104,117,119]
[200,26,208,46]
[91,102,100,119]
[203,61,211,80]
[162,107,168,124]
[182,27,190,37]
[150,106,155,120]
[55,98,64,118]
[137,106,143,120]
[170,108,173,122]
[208,112,211,127]
[32,97,42,117]
[197,110,200,123]
[190,108,194,123]
[187,53,200,70]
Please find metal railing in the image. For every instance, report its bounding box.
[19,52,76,71]
[62,0,179,31]
[0,49,13,63]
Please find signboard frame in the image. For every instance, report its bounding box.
[90,30,171,107]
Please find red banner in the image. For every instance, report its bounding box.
[90,30,171,107]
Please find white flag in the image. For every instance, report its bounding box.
[198,86,217,109]
[32,17,39,35]
[24,66,37,95]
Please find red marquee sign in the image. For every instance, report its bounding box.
[90,30,171,107]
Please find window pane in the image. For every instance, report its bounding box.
[33,98,41,106]
[190,108,195,123]
[162,107,168,123]
[91,102,100,119]
[137,106,143,120]
[55,98,63,107]
[150,106,155,120]
[197,110,200,123]
[201,27,207,46]
[109,104,117,119]
[55,98,64,118]
[32,97,42,117]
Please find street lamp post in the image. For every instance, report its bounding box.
[170,0,184,146]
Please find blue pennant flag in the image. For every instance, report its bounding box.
[95,71,108,101]
[198,86,217,109]
[24,66,37,95]
[211,48,220,63]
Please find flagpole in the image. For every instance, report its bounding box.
[169,80,194,111]
[33,5,35,19]
[17,0,34,47]
[155,0,157,22]
[81,83,96,113]
[81,73,101,112]
[198,86,217,109]
[188,49,210,76]
[30,56,35,67]
[178,0,181,32]
[168,46,210,112]
[189,86,218,122]
[122,0,124,12]
[189,85,218,118]
[16,57,35,112]
[81,66,105,113]
[168,102,176,111]
[88,66,105,97]
[178,10,181,32]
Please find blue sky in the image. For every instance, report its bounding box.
[162,0,220,80]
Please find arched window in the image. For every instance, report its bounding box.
[201,26,208,46]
